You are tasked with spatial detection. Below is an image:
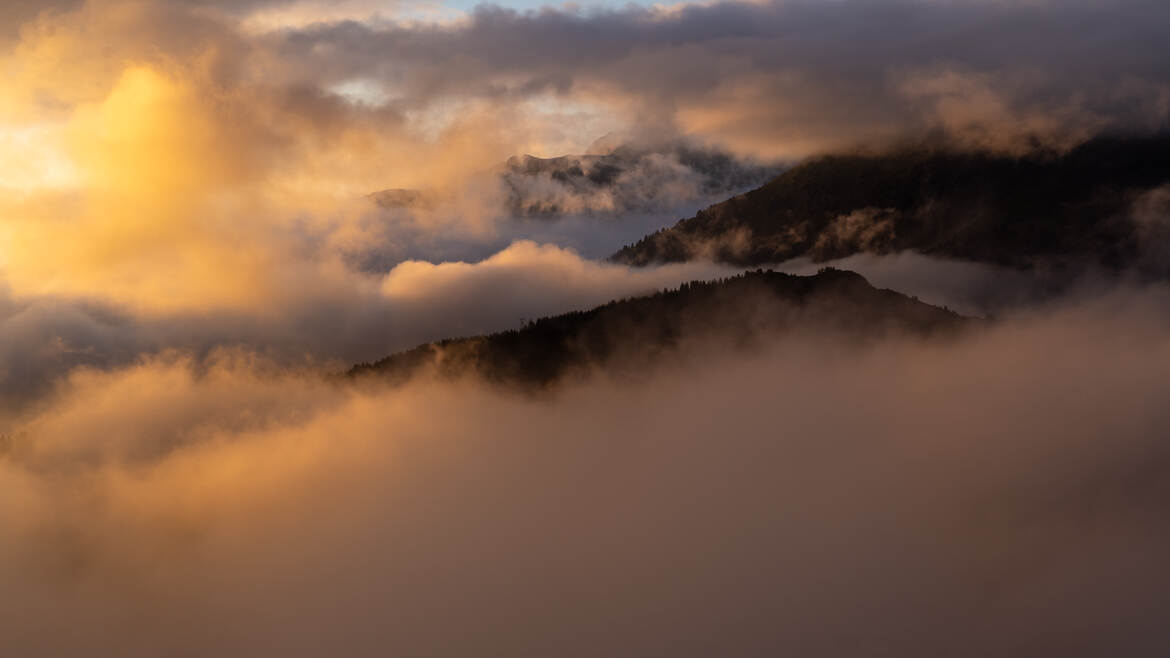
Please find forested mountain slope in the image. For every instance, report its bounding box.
[350,268,968,388]
[612,135,1170,277]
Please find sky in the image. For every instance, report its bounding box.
[3,0,1168,318]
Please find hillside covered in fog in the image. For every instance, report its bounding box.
[613,135,1170,279]
[350,268,968,387]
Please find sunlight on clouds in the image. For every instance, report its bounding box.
[382,241,613,300]
[0,122,80,192]
[2,1,1170,654]
[1,66,280,312]
[240,0,394,32]
[0,0,660,318]
[4,0,1158,321]
[0,5,599,313]
[238,0,465,34]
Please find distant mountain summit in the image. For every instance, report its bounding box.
[612,135,1170,277]
[502,142,779,217]
[349,268,968,389]
[368,142,779,219]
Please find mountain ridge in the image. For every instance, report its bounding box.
[611,134,1170,277]
[369,142,779,219]
[349,268,970,389]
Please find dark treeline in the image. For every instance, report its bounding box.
[612,134,1170,278]
[349,268,969,389]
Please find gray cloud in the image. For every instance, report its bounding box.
[8,0,1168,163]
[266,0,1170,156]
[0,0,80,41]
[500,143,777,216]
[355,139,779,268]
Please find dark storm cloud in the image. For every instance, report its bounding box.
[7,0,1169,155]
[270,0,1170,154]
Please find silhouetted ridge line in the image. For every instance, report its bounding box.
[611,134,1170,277]
[348,268,969,389]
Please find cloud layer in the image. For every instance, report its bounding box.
[270,0,1170,156]
[3,0,1168,320]
[3,287,1170,656]
[0,241,732,409]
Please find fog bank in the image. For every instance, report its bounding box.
[3,287,1170,656]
